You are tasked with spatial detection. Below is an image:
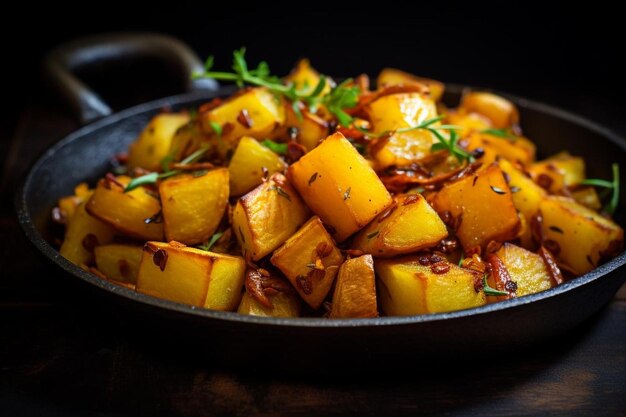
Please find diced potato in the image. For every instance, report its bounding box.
[288,132,392,242]
[168,120,211,161]
[237,275,301,318]
[377,68,445,101]
[353,194,447,257]
[128,112,190,171]
[366,92,439,168]
[329,255,378,318]
[285,59,330,95]
[199,87,285,148]
[58,182,91,223]
[60,201,115,267]
[376,257,486,315]
[86,176,163,241]
[159,169,229,245]
[233,173,310,261]
[136,241,245,309]
[570,186,602,210]
[271,217,344,309]
[528,152,585,193]
[94,244,143,284]
[275,103,328,151]
[228,136,286,196]
[432,164,520,253]
[498,158,546,224]
[460,92,519,128]
[446,111,492,137]
[539,196,624,274]
[464,132,535,166]
[493,243,554,297]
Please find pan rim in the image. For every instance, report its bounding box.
[15,84,626,328]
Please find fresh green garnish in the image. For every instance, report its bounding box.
[193,48,359,126]
[208,121,223,138]
[580,163,620,215]
[197,231,224,252]
[124,147,209,192]
[458,252,465,267]
[482,274,509,296]
[261,139,288,155]
[480,128,516,140]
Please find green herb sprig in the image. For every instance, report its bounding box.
[193,48,359,125]
[579,163,620,215]
[261,139,288,155]
[197,231,224,252]
[482,274,509,296]
[480,128,516,140]
[124,147,209,192]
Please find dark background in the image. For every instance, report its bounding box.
[3,3,623,126]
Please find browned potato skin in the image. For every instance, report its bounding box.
[330,255,378,318]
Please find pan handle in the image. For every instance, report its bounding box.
[44,32,218,124]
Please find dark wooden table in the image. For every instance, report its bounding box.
[2,91,625,417]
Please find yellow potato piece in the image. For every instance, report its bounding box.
[366,92,438,168]
[237,288,301,318]
[288,132,392,242]
[540,196,623,275]
[494,243,554,297]
[330,255,378,318]
[377,68,445,102]
[284,59,330,95]
[128,112,190,171]
[94,244,143,284]
[136,241,245,310]
[433,164,520,253]
[86,175,163,241]
[353,193,447,257]
[233,173,310,261]
[528,152,585,193]
[464,132,536,166]
[228,136,286,196]
[271,217,344,309]
[159,169,229,245]
[460,92,519,128]
[376,257,486,316]
[60,201,115,267]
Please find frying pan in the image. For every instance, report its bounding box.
[15,33,626,366]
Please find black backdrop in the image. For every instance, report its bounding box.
[3,3,624,130]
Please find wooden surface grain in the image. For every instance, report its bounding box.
[1,96,625,417]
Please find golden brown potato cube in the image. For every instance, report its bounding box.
[432,164,520,253]
[464,132,536,166]
[528,152,585,193]
[329,255,378,318]
[233,173,310,261]
[570,186,602,210]
[128,112,190,171]
[271,217,344,309]
[168,120,212,161]
[199,87,284,148]
[285,59,330,95]
[366,92,439,168]
[228,136,286,196]
[459,92,519,128]
[94,244,143,284]
[237,275,301,318]
[493,243,554,297]
[273,103,328,151]
[446,111,492,137]
[86,175,163,241]
[136,242,245,309]
[159,169,229,245]
[376,257,486,315]
[353,194,447,257]
[60,201,115,267]
[377,68,445,101]
[288,132,392,242]
[540,196,624,275]
[57,183,91,223]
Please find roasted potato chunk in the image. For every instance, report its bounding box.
[128,112,190,171]
[288,132,392,242]
[464,131,535,166]
[271,217,344,309]
[199,87,284,148]
[352,193,447,257]
[377,68,445,101]
[159,169,229,245]
[136,241,245,310]
[168,120,211,161]
[376,256,486,315]
[366,92,439,168]
[492,243,555,297]
[237,274,301,318]
[433,164,520,253]
[228,136,286,196]
[540,196,623,275]
[94,244,143,284]
[86,175,163,241]
[528,152,585,193]
[459,92,519,128]
[60,201,115,267]
[57,182,91,222]
[233,173,310,261]
[285,59,330,95]
[329,254,378,318]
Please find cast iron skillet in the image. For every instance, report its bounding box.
[15,33,626,364]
